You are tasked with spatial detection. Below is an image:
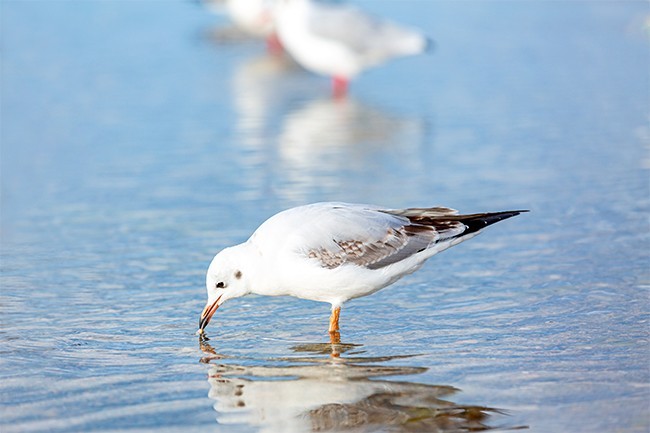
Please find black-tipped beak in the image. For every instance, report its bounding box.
[199,295,222,331]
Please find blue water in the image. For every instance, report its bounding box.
[2,1,649,432]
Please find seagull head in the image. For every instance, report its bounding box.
[199,246,251,332]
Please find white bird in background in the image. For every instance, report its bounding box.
[273,0,431,96]
[205,0,283,52]
[198,202,526,340]
[226,0,275,36]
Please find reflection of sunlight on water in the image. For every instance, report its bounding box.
[200,341,516,433]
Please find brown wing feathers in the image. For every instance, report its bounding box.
[401,210,527,238]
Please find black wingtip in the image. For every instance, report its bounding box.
[492,209,529,219]
[456,210,527,235]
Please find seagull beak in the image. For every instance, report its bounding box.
[199,294,222,331]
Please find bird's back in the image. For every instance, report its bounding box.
[308,2,429,64]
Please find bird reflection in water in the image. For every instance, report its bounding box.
[276,96,429,202]
[199,340,520,432]
[213,46,429,204]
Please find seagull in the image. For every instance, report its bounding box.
[224,0,276,39]
[273,0,431,96]
[206,0,283,52]
[199,202,526,340]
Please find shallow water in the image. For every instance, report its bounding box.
[1,1,649,432]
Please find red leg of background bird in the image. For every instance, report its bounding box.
[332,76,348,97]
[266,33,283,55]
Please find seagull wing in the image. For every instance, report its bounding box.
[252,203,525,271]
[308,3,383,54]
[282,204,465,270]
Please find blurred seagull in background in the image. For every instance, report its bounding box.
[226,0,275,36]
[204,0,283,52]
[198,202,526,341]
[273,0,432,96]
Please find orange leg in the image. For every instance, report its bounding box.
[329,305,341,333]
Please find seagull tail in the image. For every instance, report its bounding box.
[382,24,430,57]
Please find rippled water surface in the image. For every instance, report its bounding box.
[2,1,649,432]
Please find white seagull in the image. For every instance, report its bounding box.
[207,0,283,52]
[224,0,276,39]
[273,0,431,95]
[199,202,526,339]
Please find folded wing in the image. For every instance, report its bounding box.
[300,205,524,271]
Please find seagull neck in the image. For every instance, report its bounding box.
[234,241,267,295]
[235,240,283,297]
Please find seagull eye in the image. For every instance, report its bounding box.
[216,281,226,289]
